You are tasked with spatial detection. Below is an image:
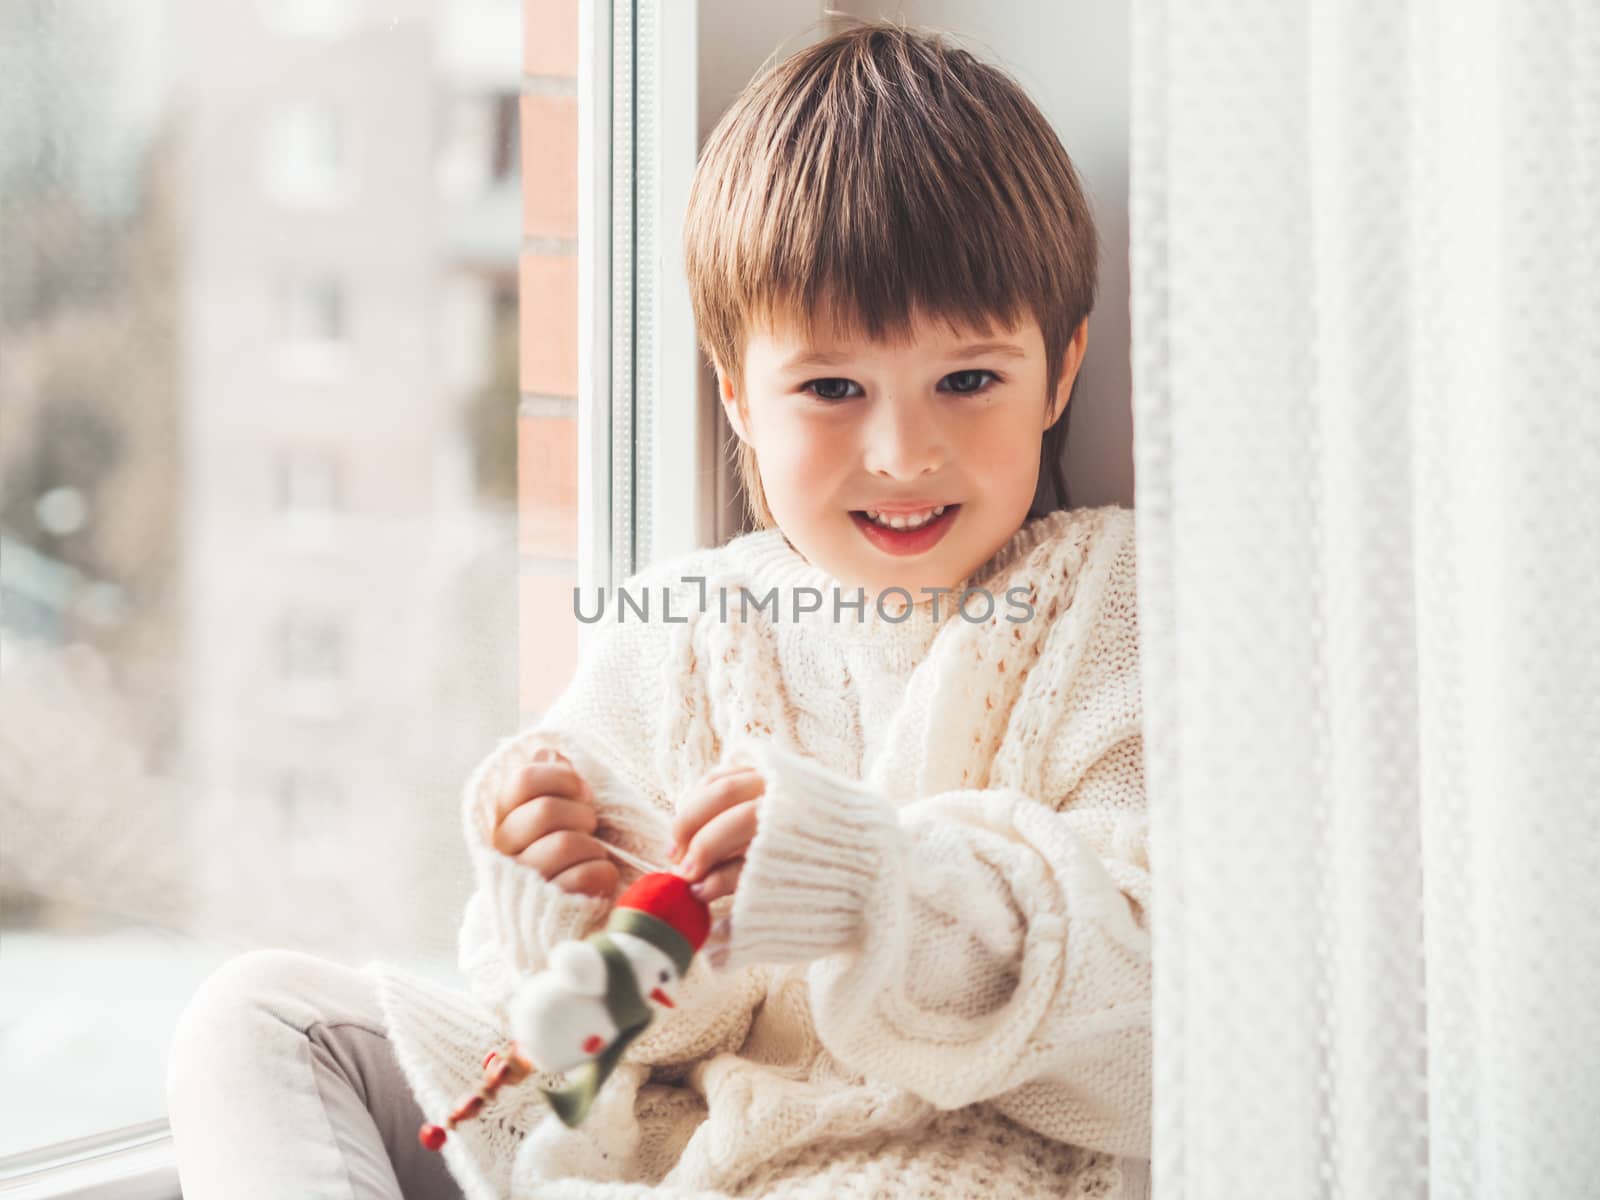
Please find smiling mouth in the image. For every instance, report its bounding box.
[854,505,950,530]
[848,504,960,555]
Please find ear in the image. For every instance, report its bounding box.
[1047,318,1089,429]
[715,362,752,443]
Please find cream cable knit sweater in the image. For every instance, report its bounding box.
[367,504,1151,1200]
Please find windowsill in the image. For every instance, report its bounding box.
[0,913,467,1197]
[0,1120,178,1200]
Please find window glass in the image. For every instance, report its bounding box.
[0,0,526,1159]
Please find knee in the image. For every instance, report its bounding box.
[165,948,325,1112]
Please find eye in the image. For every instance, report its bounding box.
[801,377,861,401]
[658,969,671,983]
[940,369,1002,395]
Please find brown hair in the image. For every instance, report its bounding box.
[683,16,1100,531]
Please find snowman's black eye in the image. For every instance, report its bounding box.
[658,969,670,983]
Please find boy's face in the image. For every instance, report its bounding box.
[719,307,1087,607]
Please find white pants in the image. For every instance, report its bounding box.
[166,948,465,1200]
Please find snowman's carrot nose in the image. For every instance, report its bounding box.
[650,987,675,1008]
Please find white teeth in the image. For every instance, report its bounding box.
[863,505,946,530]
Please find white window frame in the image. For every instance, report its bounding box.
[0,1120,176,1199]
[578,0,711,664]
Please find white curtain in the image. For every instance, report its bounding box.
[1129,1,1600,1196]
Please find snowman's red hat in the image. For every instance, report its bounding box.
[607,872,710,974]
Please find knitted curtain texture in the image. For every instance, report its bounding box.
[1129,0,1599,1196]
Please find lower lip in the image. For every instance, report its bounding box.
[850,505,960,556]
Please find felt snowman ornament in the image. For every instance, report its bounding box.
[420,871,711,1149]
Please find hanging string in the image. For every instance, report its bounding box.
[605,840,673,877]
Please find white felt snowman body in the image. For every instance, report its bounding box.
[508,930,682,1074]
[417,872,712,1147]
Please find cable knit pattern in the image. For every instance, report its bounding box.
[366,504,1149,1199]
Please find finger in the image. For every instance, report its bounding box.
[672,772,763,860]
[491,793,598,857]
[695,760,751,788]
[497,759,591,825]
[679,800,759,882]
[550,857,619,899]
[670,768,764,851]
[517,829,608,881]
[689,858,744,904]
[531,749,599,802]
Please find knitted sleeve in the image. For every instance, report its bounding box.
[454,564,692,1027]
[716,545,1151,1159]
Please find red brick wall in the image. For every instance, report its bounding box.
[518,0,581,720]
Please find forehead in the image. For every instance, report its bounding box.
[751,303,1039,356]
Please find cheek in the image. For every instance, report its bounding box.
[759,415,849,486]
[961,414,1043,484]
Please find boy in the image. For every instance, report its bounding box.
[169,18,1149,1200]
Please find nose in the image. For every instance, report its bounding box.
[863,393,945,480]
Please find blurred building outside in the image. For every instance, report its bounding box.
[0,0,569,1156]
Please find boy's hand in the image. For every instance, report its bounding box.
[670,763,765,903]
[491,747,619,898]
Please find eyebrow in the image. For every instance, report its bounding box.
[780,341,1029,371]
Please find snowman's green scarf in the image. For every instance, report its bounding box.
[539,907,695,1128]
